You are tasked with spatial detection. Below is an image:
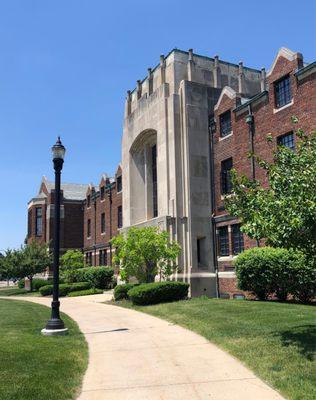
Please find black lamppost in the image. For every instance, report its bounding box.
[42,137,68,336]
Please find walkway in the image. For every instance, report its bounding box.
[6,294,285,400]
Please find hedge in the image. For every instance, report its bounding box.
[68,288,103,297]
[32,279,53,291]
[64,266,114,289]
[234,247,314,302]
[128,281,189,305]
[18,278,60,291]
[114,283,139,301]
[17,279,25,289]
[39,282,92,297]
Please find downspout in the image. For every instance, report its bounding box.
[209,117,220,298]
[246,104,260,247]
[246,104,256,181]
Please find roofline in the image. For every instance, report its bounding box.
[294,61,316,77]
[233,90,269,113]
[129,48,261,95]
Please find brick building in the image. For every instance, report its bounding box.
[27,176,89,253]
[83,165,123,267]
[211,48,316,297]
[27,47,315,297]
[121,46,315,297]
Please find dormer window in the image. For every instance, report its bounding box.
[116,176,122,193]
[274,75,292,108]
[219,111,232,137]
[100,186,105,201]
[35,207,43,236]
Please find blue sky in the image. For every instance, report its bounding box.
[0,0,315,250]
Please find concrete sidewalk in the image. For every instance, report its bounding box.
[4,294,285,400]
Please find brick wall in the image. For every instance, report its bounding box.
[83,166,123,267]
[213,51,316,297]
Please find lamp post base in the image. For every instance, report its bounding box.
[41,327,69,336]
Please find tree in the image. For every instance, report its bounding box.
[0,249,21,283]
[111,227,181,283]
[18,240,52,291]
[225,120,316,259]
[60,249,84,271]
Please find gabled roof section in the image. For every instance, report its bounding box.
[214,86,237,111]
[267,47,303,77]
[41,176,90,200]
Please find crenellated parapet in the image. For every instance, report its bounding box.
[124,48,262,119]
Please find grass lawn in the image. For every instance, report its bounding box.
[118,298,316,400]
[0,299,88,400]
[0,287,40,296]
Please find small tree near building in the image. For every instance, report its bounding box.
[0,249,21,283]
[225,120,316,259]
[18,240,52,291]
[111,227,181,283]
[60,249,84,271]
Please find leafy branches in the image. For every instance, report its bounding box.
[111,227,181,283]
[225,121,316,258]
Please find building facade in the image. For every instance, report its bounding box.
[27,177,89,253]
[122,47,316,297]
[212,48,316,297]
[27,47,315,298]
[83,165,123,267]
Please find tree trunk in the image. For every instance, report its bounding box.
[29,276,33,292]
[145,261,156,283]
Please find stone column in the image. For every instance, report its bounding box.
[260,68,266,92]
[213,55,221,88]
[125,90,132,117]
[187,48,194,81]
[137,80,142,99]
[238,61,245,95]
[147,68,152,95]
[160,55,165,85]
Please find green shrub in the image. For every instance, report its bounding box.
[32,279,53,291]
[65,267,114,289]
[234,247,308,301]
[114,283,139,301]
[17,279,25,289]
[290,262,316,303]
[128,281,189,305]
[39,282,91,297]
[68,288,103,297]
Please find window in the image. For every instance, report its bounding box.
[197,237,206,265]
[231,224,244,255]
[87,194,91,208]
[218,226,229,256]
[101,213,106,234]
[274,75,292,108]
[152,144,158,217]
[116,176,122,192]
[86,252,92,266]
[28,210,32,237]
[87,219,91,238]
[117,206,123,228]
[197,239,201,264]
[277,132,295,150]
[221,158,233,195]
[100,186,105,201]
[99,250,107,266]
[35,207,43,236]
[219,110,232,137]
